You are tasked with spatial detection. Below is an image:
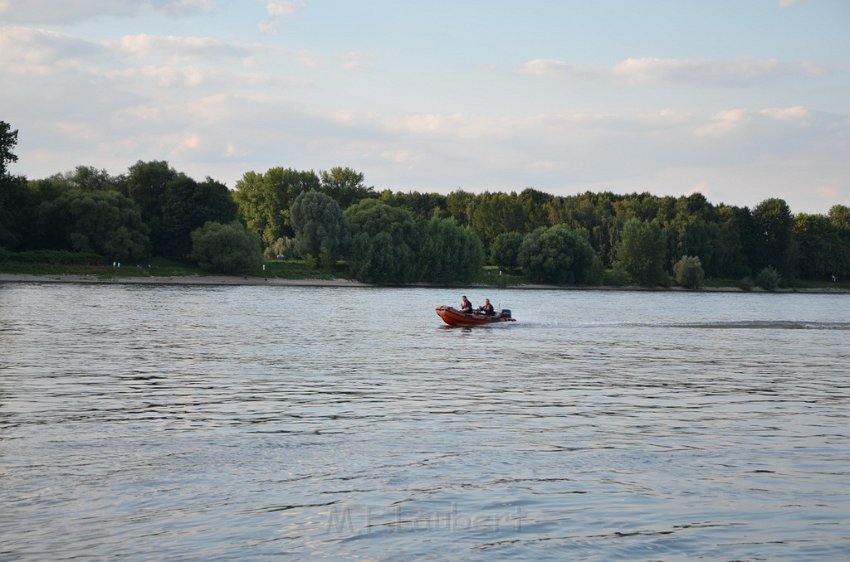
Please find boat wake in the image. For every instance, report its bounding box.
[514,320,850,331]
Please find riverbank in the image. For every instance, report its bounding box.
[1,273,847,293]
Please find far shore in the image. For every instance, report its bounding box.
[1,273,847,294]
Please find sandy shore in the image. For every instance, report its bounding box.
[1,273,847,293]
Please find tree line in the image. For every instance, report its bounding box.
[2,120,849,286]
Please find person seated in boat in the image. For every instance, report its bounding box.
[480,298,495,316]
[460,295,473,313]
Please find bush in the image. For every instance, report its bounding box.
[490,231,524,268]
[0,249,106,265]
[739,276,754,291]
[673,255,705,289]
[189,221,263,274]
[756,266,781,290]
[518,225,601,285]
[603,268,632,286]
[419,217,485,284]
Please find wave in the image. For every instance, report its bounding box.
[516,320,850,331]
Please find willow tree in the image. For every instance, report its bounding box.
[344,199,421,284]
[290,189,350,265]
[518,224,601,285]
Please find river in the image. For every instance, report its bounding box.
[1,282,848,560]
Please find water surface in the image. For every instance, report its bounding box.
[1,283,848,560]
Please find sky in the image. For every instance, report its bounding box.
[1,0,849,213]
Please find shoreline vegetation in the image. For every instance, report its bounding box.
[3,122,850,292]
[1,271,847,294]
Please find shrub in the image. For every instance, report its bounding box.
[739,276,754,291]
[189,221,263,274]
[518,225,601,285]
[756,266,781,290]
[673,255,705,289]
[490,231,524,268]
[603,268,632,286]
[0,249,106,265]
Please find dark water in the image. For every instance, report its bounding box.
[1,282,849,560]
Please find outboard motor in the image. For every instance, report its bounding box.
[499,309,512,319]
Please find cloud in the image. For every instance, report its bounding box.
[520,58,583,77]
[694,109,751,137]
[695,105,819,139]
[779,0,807,8]
[0,0,211,24]
[342,50,375,72]
[0,26,105,73]
[518,56,826,86]
[258,0,304,33]
[112,34,258,61]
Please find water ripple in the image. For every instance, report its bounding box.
[1,283,849,560]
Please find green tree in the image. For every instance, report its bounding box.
[445,189,475,225]
[419,217,485,283]
[828,205,850,277]
[517,224,601,285]
[57,166,124,192]
[490,231,524,268]
[614,218,668,286]
[673,255,705,289]
[122,160,180,254]
[189,221,263,274]
[751,198,797,277]
[0,121,18,178]
[35,190,150,261]
[467,191,527,247]
[318,167,375,209]
[344,199,421,283]
[233,167,320,247]
[794,214,842,280]
[547,191,617,265]
[0,121,31,250]
[290,189,350,264]
[379,189,447,220]
[161,176,237,259]
[0,175,30,250]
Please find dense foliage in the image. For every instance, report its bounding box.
[518,225,601,285]
[419,217,485,284]
[615,219,668,286]
[289,190,350,264]
[673,255,705,289]
[344,199,421,284]
[490,231,524,269]
[3,118,850,286]
[189,221,263,274]
[36,189,150,262]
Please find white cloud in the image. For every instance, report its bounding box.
[0,0,210,24]
[695,109,750,137]
[520,58,580,77]
[342,50,374,72]
[258,0,304,33]
[0,27,104,74]
[518,56,826,86]
[760,106,809,121]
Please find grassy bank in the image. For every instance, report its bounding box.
[2,251,848,291]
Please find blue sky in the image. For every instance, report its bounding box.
[1,0,848,213]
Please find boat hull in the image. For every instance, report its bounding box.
[435,305,516,327]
